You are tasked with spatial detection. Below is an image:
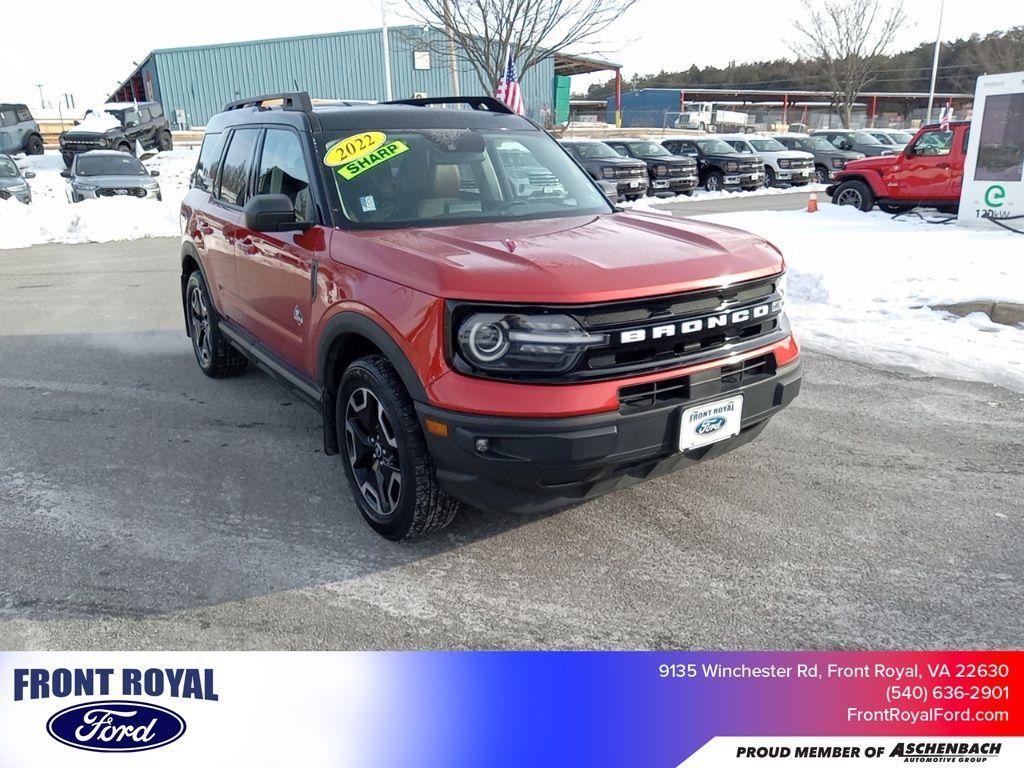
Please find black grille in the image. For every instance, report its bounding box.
[96,187,147,198]
[618,353,776,414]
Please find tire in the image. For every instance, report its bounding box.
[62,152,74,167]
[25,134,44,155]
[813,165,830,184]
[832,180,875,211]
[116,142,133,155]
[157,130,173,152]
[337,356,459,540]
[705,171,724,192]
[878,202,904,214]
[184,270,248,378]
[763,167,776,188]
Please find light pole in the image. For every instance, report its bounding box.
[926,0,946,124]
[380,0,394,101]
[34,82,46,110]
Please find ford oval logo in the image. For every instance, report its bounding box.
[46,700,185,753]
[695,416,727,435]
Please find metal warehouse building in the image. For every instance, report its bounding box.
[110,26,617,128]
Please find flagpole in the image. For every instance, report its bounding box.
[926,0,945,124]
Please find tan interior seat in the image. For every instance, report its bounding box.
[419,165,462,218]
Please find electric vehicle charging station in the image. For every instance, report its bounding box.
[959,71,1024,228]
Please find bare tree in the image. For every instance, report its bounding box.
[791,0,907,127]
[973,26,1024,75]
[401,0,638,95]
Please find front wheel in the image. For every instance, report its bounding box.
[813,165,830,184]
[705,171,724,192]
[338,356,459,540]
[763,167,776,188]
[832,180,875,212]
[157,130,173,152]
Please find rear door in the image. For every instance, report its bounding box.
[0,107,19,153]
[234,127,326,373]
[886,128,955,201]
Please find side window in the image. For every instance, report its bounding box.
[150,104,163,119]
[256,129,314,222]
[663,142,677,153]
[16,107,32,122]
[192,131,226,192]
[216,128,259,206]
[122,109,140,127]
[139,108,151,122]
[912,130,953,157]
[0,109,17,128]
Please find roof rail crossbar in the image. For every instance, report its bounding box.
[384,96,514,114]
[224,92,313,113]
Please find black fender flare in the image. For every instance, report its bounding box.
[179,242,212,336]
[317,312,427,402]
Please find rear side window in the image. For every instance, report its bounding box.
[192,131,226,192]
[0,109,17,128]
[150,104,163,119]
[16,107,31,122]
[139,108,151,121]
[256,129,314,222]
[217,129,259,206]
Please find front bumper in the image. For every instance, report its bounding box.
[724,171,762,187]
[72,186,160,201]
[775,168,813,184]
[418,359,801,513]
[651,175,698,193]
[616,177,649,197]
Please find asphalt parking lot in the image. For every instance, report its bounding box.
[0,236,1021,650]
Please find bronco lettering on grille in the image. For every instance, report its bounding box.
[618,300,782,344]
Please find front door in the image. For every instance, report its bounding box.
[885,129,955,201]
[234,127,325,375]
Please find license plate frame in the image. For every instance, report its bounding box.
[678,395,744,452]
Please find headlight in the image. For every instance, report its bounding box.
[777,272,788,301]
[75,183,98,191]
[654,164,668,176]
[778,159,791,169]
[59,136,67,146]
[100,137,111,147]
[455,311,608,375]
[726,162,738,172]
[601,167,616,179]
[832,158,846,169]
[8,183,27,192]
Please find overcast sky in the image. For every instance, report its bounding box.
[3,0,1021,109]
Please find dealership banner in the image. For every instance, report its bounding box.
[2,652,1020,766]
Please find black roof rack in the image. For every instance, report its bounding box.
[224,92,313,113]
[384,96,514,114]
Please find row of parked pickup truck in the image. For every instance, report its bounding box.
[559,128,888,200]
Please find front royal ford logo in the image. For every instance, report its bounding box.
[14,666,218,754]
[618,299,782,345]
[46,700,186,753]
[695,416,727,435]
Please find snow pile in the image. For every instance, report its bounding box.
[0,148,198,249]
[692,205,1024,392]
[64,110,121,134]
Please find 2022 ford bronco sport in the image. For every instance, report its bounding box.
[180,93,802,540]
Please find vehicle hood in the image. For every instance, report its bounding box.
[72,174,156,186]
[62,128,120,139]
[832,150,866,161]
[842,154,899,173]
[703,152,754,162]
[769,150,814,160]
[344,211,784,304]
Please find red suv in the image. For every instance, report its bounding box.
[828,121,969,214]
[180,93,802,540]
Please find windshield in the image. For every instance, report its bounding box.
[323,128,611,227]
[626,141,671,157]
[566,142,620,160]
[0,156,18,178]
[749,138,787,152]
[696,139,737,154]
[799,137,835,152]
[76,154,148,176]
[852,132,884,146]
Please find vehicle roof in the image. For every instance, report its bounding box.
[0,103,29,110]
[205,102,538,134]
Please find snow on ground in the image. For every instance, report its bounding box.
[618,183,828,211]
[690,205,1024,393]
[0,148,198,249]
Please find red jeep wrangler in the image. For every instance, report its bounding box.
[828,121,969,213]
[180,93,801,540]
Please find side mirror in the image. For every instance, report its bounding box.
[149,170,160,177]
[243,194,313,233]
[60,169,70,179]
[23,171,36,179]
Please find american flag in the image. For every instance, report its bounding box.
[939,103,953,130]
[495,46,525,116]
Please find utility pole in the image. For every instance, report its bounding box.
[926,0,945,124]
[442,0,460,97]
[380,0,394,101]
[34,83,46,110]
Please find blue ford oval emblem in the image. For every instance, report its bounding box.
[47,700,185,753]
[695,416,727,435]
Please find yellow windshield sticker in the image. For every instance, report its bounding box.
[336,140,410,180]
[324,131,387,167]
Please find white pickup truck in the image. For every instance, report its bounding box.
[674,104,750,132]
[717,133,815,187]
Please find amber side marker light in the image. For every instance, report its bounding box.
[424,419,449,437]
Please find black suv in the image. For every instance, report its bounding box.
[602,139,698,196]
[59,102,173,166]
[560,139,649,200]
[662,137,763,192]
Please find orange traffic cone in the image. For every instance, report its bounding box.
[807,192,819,213]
